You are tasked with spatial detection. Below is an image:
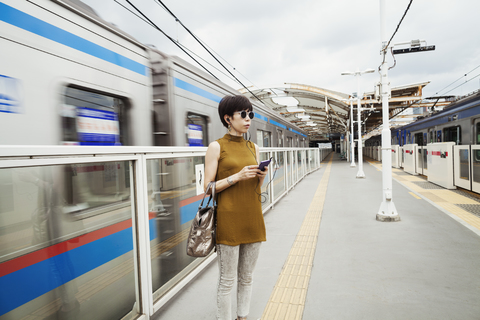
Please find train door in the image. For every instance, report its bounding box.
[286,136,293,148]
[428,129,435,144]
[257,129,271,147]
[277,129,284,147]
[472,119,480,193]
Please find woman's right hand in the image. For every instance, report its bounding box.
[235,165,260,182]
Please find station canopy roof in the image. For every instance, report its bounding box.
[240,83,351,141]
[240,81,436,141]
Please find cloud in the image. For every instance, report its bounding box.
[81,0,480,98]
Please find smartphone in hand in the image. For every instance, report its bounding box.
[258,157,272,171]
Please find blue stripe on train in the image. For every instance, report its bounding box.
[0,3,147,76]
[0,227,133,316]
[174,78,222,103]
[180,199,203,225]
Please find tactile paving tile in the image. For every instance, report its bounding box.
[262,156,331,320]
[411,181,445,189]
[452,189,480,203]
[454,204,480,217]
[418,191,446,203]
[394,170,414,176]
[430,189,480,204]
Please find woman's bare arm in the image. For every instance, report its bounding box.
[204,141,261,194]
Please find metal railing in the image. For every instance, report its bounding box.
[0,145,321,319]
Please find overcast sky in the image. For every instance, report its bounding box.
[81,0,480,100]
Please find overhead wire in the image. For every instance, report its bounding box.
[153,0,256,86]
[152,0,266,105]
[122,0,219,80]
[435,64,480,95]
[379,0,414,70]
[442,72,480,95]
[114,0,239,83]
[383,0,414,54]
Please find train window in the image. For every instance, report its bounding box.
[62,86,128,145]
[0,169,13,213]
[186,113,208,146]
[257,130,271,147]
[443,126,461,145]
[476,123,480,144]
[436,130,442,142]
[414,133,423,146]
[277,129,284,147]
[429,130,434,144]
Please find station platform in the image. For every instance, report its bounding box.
[153,153,480,320]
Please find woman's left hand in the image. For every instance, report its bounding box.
[257,166,268,178]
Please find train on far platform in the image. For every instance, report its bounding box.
[365,91,480,194]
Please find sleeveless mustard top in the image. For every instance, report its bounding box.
[215,134,266,246]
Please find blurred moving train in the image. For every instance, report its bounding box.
[0,0,314,319]
[365,91,480,193]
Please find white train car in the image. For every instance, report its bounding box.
[0,1,311,319]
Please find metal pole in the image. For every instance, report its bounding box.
[377,0,400,221]
[350,99,356,167]
[356,71,365,178]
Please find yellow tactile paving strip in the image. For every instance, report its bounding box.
[261,156,332,320]
[367,160,480,231]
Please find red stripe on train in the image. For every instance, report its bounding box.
[0,219,132,278]
[179,193,205,207]
[1,212,158,278]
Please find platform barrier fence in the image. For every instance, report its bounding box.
[0,145,320,320]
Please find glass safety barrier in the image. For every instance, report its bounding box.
[0,146,320,320]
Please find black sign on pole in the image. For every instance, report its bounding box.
[392,45,435,55]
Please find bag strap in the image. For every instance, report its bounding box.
[199,181,216,208]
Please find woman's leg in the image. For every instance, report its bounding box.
[237,242,262,319]
[217,244,239,320]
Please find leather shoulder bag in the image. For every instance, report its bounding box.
[186,181,217,257]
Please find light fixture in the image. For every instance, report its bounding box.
[286,107,305,113]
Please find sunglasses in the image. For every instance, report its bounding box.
[234,110,255,119]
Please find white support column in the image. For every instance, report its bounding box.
[377,0,400,222]
[350,99,356,167]
[356,73,366,178]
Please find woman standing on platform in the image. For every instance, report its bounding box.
[204,95,267,320]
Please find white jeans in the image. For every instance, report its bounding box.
[216,242,262,320]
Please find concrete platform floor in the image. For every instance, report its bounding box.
[153,153,480,320]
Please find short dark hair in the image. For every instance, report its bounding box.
[218,95,253,128]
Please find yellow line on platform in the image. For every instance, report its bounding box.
[261,155,332,320]
[409,192,422,199]
[367,159,480,232]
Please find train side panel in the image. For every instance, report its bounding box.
[0,0,153,146]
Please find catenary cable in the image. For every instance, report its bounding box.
[114,0,240,83]
[379,0,414,70]
[123,0,219,80]
[383,0,414,54]
[152,0,266,105]
[435,64,480,95]
[443,72,480,95]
